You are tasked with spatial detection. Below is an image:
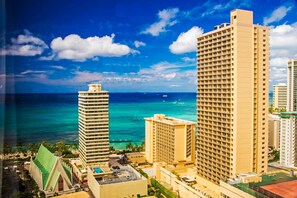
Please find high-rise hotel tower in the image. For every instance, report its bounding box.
[197,9,269,184]
[78,84,110,167]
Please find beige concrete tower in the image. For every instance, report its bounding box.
[145,114,196,165]
[79,84,109,167]
[197,9,269,184]
[273,84,287,110]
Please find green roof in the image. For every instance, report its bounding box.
[33,144,57,188]
[62,162,72,182]
[280,111,297,115]
[254,172,297,187]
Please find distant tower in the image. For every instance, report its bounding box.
[287,60,297,111]
[78,84,109,167]
[280,112,297,167]
[273,84,287,110]
[280,60,297,168]
[196,9,269,184]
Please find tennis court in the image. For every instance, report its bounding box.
[261,180,297,198]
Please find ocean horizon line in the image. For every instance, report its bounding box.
[2,92,197,94]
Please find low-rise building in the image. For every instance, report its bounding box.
[70,159,87,183]
[29,145,73,195]
[153,162,220,198]
[125,152,146,165]
[87,164,147,198]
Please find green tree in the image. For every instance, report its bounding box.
[110,146,115,152]
[39,141,54,152]
[27,143,38,155]
[3,143,13,155]
[269,104,274,113]
[126,142,133,150]
[141,140,145,151]
[54,141,67,156]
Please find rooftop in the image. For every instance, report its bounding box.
[232,172,297,197]
[145,114,195,125]
[93,165,143,185]
[280,111,297,119]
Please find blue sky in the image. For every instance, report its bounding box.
[1,0,297,93]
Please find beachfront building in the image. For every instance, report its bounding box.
[268,114,280,149]
[196,9,269,185]
[78,84,110,168]
[87,164,147,198]
[145,114,196,165]
[273,84,287,110]
[29,145,73,195]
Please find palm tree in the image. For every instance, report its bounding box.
[126,142,133,151]
[27,143,38,156]
[54,141,67,156]
[140,140,145,151]
[3,144,12,155]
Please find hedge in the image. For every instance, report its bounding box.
[151,178,177,198]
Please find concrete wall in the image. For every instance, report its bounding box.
[220,181,255,198]
[156,164,207,198]
[87,166,147,198]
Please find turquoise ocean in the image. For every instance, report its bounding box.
[1,92,273,149]
[2,93,196,149]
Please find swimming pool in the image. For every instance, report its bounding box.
[94,167,103,173]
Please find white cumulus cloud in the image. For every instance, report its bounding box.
[0,32,48,56]
[141,8,179,36]
[269,22,297,88]
[50,34,131,61]
[264,5,293,25]
[134,40,146,48]
[169,26,203,54]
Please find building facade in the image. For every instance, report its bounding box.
[287,60,297,111]
[145,114,196,165]
[87,165,147,198]
[268,114,280,149]
[196,9,269,184]
[280,112,297,167]
[273,84,287,110]
[279,60,297,168]
[78,84,110,167]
